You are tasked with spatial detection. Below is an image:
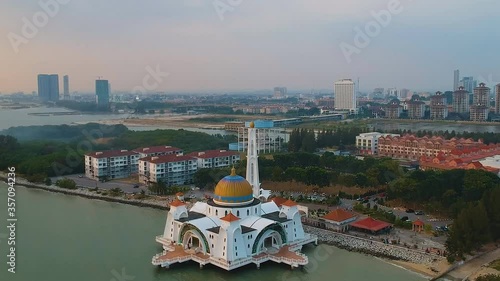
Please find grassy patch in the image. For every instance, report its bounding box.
[489,259,500,271]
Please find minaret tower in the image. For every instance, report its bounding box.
[245,121,260,198]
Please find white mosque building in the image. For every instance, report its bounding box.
[152,122,318,271]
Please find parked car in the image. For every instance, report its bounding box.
[133,184,139,188]
[78,175,83,178]
[401,216,409,221]
[405,209,415,213]
[415,210,424,215]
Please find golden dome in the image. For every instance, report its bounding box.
[249,121,255,128]
[213,168,253,205]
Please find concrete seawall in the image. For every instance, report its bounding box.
[0,173,169,210]
[304,225,443,265]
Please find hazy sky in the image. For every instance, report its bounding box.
[1,0,499,93]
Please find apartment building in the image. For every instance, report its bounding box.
[430,91,448,120]
[385,99,402,119]
[187,150,241,169]
[377,135,484,160]
[356,132,400,155]
[407,98,425,119]
[133,145,183,158]
[139,154,197,185]
[85,150,140,180]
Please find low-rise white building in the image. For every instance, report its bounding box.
[320,209,357,232]
[85,150,140,180]
[187,150,240,169]
[139,154,198,186]
[356,132,400,155]
[133,146,183,158]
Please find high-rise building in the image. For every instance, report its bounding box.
[334,79,356,113]
[496,84,500,114]
[460,77,477,94]
[453,70,460,91]
[399,89,410,100]
[407,96,425,119]
[385,99,402,119]
[37,74,60,102]
[95,79,110,108]
[273,87,287,99]
[453,86,470,113]
[63,75,70,100]
[470,83,490,122]
[430,91,448,120]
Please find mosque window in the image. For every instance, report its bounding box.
[235,239,237,242]
[216,210,218,216]
[225,211,228,216]
[212,244,214,248]
[247,210,249,216]
[237,211,240,216]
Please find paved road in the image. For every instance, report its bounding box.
[51,174,146,194]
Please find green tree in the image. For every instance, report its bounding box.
[55,178,77,189]
[44,177,52,186]
[446,203,490,259]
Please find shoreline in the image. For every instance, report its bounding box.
[1,173,445,279]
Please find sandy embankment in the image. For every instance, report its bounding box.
[82,113,259,129]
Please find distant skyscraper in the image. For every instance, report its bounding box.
[96,79,110,108]
[63,75,70,100]
[334,79,356,113]
[496,84,500,114]
[273,87,287,99]
[453,70,460,91]
[460,76,477,94]
[453,86,469,114]
[37,74,59,102]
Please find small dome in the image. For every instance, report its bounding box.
[213,168,253,205]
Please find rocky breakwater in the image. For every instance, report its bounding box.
[304,226,441,265]
[0,172,171,210]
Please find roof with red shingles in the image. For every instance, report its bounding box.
[220,212,240,222]
[322,209,356,222]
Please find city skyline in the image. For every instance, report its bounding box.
[1,0,500,93]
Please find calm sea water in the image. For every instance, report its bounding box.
[0,184,427,281]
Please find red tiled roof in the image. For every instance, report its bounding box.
[413,219,424,227]
[271,197,288,207]
[139,154,195,164]
[350,217,392,232]
[176,192,184,196]
[322,209,356,222]
[133,146,182,154]
[170,199,186,207]
[186,150,239,159]
[85,150,137,158]
[281,200,298,207]
[220,212,240,222]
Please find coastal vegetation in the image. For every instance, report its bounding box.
[0,125,235,180]
[55,178,77,189]
[287,127,369,151]
[476,274,500,281]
